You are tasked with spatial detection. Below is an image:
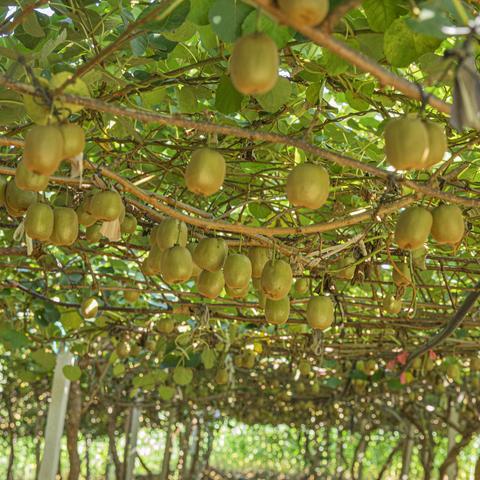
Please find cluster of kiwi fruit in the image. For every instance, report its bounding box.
[385,116,447,170]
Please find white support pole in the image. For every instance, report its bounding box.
[38,351,74,480]
[124,405,141,480]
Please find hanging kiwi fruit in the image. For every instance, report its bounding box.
[153,218,188,250]
[223,253,252,289]
[161,245,193,284]
[229,33,279,95]
[89,190,123,222]
[225,283,250,299]
[197,270,225,299]
[193,238,228,272]
[306,296,334,330]
[278,0,329,26]
[15,161,49,192]
[120,214,138,235]
[265,297,290,325]
[384,117,446,170]
[261,259,293,300]
[85,223,103,243]
[58,123,86,160]
[286,163,330,209]
[392,262,412,287]
[24,202,54,241]
[23,125,64,176]
[430,205,465,245]
[50,207,79,246]
[248,247,271,278]
[184,148,226,196]
[80,297,99,319]
[394,206,433,250]
[382,295,402,315]
[5,180,37,216]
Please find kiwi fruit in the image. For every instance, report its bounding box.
[5,180,37,213]
[298,359,311,376]
[384,117,429,170]
[229,33,279,95]
[157,318,175,334]
[258,288,267,308]
[423,121,447,168]
[23,125,64,175]
[15,161,49,192]
[431,205,464,245]
[392,262,412,286]
[89,191,123,221]
[265,297,290,325]
[50,207,79,246]
[85,223,103,243]
[332,255,356,280]
[261,259,293,300]
[58,123,86,159]
[24,203,54,241]
[248,247,271,278]
[187,244,202,278]
[80,297,98,319]
[50,72,90,118]
[124,289,141,303]
[215,368,229,385]
[154,218,188,250]
[193,238,228,272]
[23,77,51,125]
[144,246,164,275]
[471,358,480,372]
[286,164,330,209]
[294,278,309,295]
[161,246,193,284]
[77,200,97,227]
[394,207,433,250]
[306,296,334,330]
[223,253,252,289]
[185,148,226,196]
[116,340,131,358]
[120,213,137,234]
[383,295,402,315]
[197,270,225,299]
[225,283,249,299]
[278,0,329,26]
[0,177,6,207]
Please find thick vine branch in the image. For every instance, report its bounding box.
[249,0,451,115]
[0,0,49,35]
[0,79,477,208]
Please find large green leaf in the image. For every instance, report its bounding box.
[209,0,253,43]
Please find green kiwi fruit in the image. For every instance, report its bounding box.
[23,77,51,125]
[0,177,6,207]
[229,33,279,95]
[306,296,334,330]
[161,245,193,284]
[76,200,97,227]
[80,297,98,318]
[197,270,225,299]
[248,247,271,278]
[332,255,356,280]
[157,318,175,334]
[383,295,402,315]
[23,125,64,175]
[50,207,79,246]
[154,218,188,250]
[223,253,252,289]
[384,117,429,170]
[193,238,228,272]
[261,259,293,300]
[225,283,249,299]
[15,161,49,192]
[85,223,103,243]
[58,123,86,159]
[185,148,226,196]
[24,203,54,241]
[215,368,229,385]
[124,289,140,303]
[89,191,123,221]
[265,297,290,325]
[144,246,164,275]
[422,121,447,168]
[394,207,433,250]
[430,205,464,245]
[5,180,37,213]
[294,278,309,295]
[120,213,137,234]
[50,72,90,118]
[187,244,202,278]
[286,163,330,209]
[278,0,329,26]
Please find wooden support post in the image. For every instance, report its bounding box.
[123,404,141,480]
[446,399,459,480]
[400,423,415,480]
[38,351,74,480]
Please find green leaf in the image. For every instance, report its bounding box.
[215,75,243,114]
[112,363,125,377]
[242,11,292,48]
[249,202,271,220]
[323,377,342,389]
[255,77,291,112]
[209,0,254,43]
[363,0,408,32]
[141,0,191,32]
[60,310,83,331]
[177,86,200,113]
[31,350,57,371]
[22,12,45,38]
[62,365,81,381]
[142,87,167,108]
[188,0,215,25]
[158,385,176,400]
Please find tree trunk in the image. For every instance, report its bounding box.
[400,423,415,480]
[351,433,368,480]
[123,404,141,480]
[6,396,15,480]
[85,436,91,480]
[445,400,459,480]
[475,455,480,480]
[377,440,403,480]
[160,411,175,480]
[188,420,203,480]
[66,381,82,480]
[108,408,124,480]
[179,418,193,479]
